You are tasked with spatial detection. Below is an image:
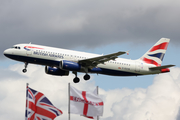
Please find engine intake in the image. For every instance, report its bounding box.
[45,66,69,76]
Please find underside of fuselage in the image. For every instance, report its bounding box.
[4,54,142,76]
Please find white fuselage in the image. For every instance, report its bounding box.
[4,43,161,76]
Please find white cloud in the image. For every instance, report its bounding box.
[0,64,180,120]
[104,68,180,120]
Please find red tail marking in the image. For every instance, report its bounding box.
[142,58,160,66]
[161,68,170,73]
[150,42,169,52]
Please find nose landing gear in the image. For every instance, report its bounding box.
[22,62,28,73]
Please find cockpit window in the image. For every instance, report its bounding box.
[11,46,21,49]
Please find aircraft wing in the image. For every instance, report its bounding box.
[149,65,175,70]
[78,51,127,68]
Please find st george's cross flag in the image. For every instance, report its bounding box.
[25,86,63,120]
[70,85,104,117]
[84,87,99,119]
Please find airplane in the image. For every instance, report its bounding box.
[3,38,175,83]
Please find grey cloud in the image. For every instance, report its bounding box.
[1,0,180,59]
[177,108,180,120]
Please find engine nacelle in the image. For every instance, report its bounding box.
[60,60,81,71]
[45,66,69,76]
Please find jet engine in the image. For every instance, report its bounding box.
[60,60,81,71]
[45,66,69,76]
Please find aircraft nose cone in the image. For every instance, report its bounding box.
[4,49,8,56]
[3,49,11,58]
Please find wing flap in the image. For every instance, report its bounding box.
[78,51,126,67]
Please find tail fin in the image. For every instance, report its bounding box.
[139,38,170,66]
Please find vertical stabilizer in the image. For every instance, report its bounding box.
[139,38,170,66]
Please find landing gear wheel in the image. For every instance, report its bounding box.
[22,69,27,73]
[84,74,90,80]
[73,77,80,83]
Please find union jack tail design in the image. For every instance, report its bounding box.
[139,38,170,66]
[25,86,63,120]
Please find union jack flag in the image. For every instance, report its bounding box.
[25,86,63,120]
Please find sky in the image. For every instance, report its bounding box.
[0,0,180,120]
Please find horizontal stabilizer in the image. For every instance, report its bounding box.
[149,65,175,70]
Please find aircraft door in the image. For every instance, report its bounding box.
[26,50,32,56]
[135,61,141,72]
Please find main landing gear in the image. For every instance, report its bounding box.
[84,74,90,80]
[22,62,28,73]
[72,72,90,83]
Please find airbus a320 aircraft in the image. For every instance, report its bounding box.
[4,38,175,83]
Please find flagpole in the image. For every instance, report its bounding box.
[97,86,99,120]
[26,83,29,120]
[68,83,70,120]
